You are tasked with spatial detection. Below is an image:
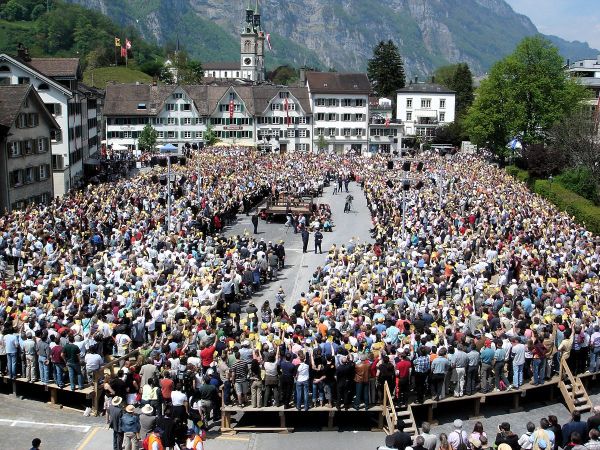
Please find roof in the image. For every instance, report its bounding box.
[397,83,455,94]
[203,62,241,71]
[0,85,30,128]
[305,72,371,94]
[27,58,80,79]
[0,84,59,130]
[104,83,312,117]
[0,54,73,97]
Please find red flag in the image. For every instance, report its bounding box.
[121,47,127,58]
[229,99,234,121]
[385,117,390,128]
[284,97,290,127]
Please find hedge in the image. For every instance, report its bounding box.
[505,165,531,185]
[534,179,600,235]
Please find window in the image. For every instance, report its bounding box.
[167,131,177,139]
[50,129,61,142]
[286,130,295,138]
[406,98,412,108]
[342,99,353,107]
[37,137,49,153]
[24,140,34,155]
[279,92,289,99]
[328,128,337,137]
[298,117,308,124]
[439,112,445,122]
[137,103,147,110]
[406,112,412,121]
[167,117,177,125]
[271,103,281,111]
[10,169,23,187]
[272,116,282,125]
[173,93,183,99]
[24,167,35,184]
[342,113,351,121]
[343,128,351,137]
[316,128,324,136]
[183,131,192,139]
[195,118,204,125]
[181,103,191,111]
[39,164,50,180]
[166,103,176,111]
[0,65,10,72]
[355,114,364,121]
[157,131,164,139]
[8,141,21,157]
[182,117,192,125]
[421,98,431,108]
[194,131,203,139]
[356,128,364,136]
[295,143,309,152]
[45,103,62,116]
[16,114,27,128]
[28,113,39,127]
[327,99,338,107]
[18,76,30,85]
[123,131,132,139]
[38,83,49,90]
[440,99,446,109]
[51,154,64,170]
[316,98,326,107]
[316,113,325,121]
[298,129,308,138]
[327,113,337,121]
[355,99,364,107]
[287,102,296,111]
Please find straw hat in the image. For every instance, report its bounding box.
[111,396,123,407]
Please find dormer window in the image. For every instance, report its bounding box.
[137,103,146,110]
[0,65,10,72]
[38,83,49,90]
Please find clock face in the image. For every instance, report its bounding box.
[244,57,252,66]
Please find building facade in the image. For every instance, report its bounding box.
[368,97,403,153]
[396,82,455,139]
[0,50,102,197]
[203,4,265,82]
[566,56,600,111]
[0,85,58,212]
[305,71,371,153]
[103,82,312,152]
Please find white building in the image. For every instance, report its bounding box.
[305,71,371,154]
[203,4,265,83]
[103,82,312,152]
[0,48,101,196]
[396,81,455,139]
[368,97,403,154]
[566,56,600,109]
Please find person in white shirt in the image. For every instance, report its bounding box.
[295,352,310,411]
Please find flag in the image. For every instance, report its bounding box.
[385,117,390,128]
[121,47,127,58]
[284,97,290,127]
[114,37,121,47]
[229,99,234,121]
[126,39,132,50]
[266,33,273,51]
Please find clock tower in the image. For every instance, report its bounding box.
[240,0,265,82]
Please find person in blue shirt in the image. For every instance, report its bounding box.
[3,326,20,379]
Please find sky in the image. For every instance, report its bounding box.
[505,0,600,50]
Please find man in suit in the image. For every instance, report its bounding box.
[301,228,309,254]
[314,229,323,254]
[251,213,259,234]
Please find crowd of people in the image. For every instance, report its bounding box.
[1,147,600,449]
[383,408,600,450]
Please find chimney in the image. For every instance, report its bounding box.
[299,67,306,84]
[16,43,30,62]
[152,77,158,87]
[414,76,418,84]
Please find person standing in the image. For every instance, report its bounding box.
[29,438,41,450]
[353,354,370,411]
[295,352,310,411]
[301,228,309,254]
[108,396,124,450]
[511,337,526,389]
[120,404,141,450]
[413,347,431,403]
[314,229,323,254]
[62,335,84,391]
[21,332,37,382]
[251,213,259,234]
[139,404,156,441]
[36,332,51,385]
[430,348,450,401]
[50,335,65,388]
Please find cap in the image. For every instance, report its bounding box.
[453,419,463,429]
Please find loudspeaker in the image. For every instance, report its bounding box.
[179,156,187,166]
[402,161,411,172]
[151,174,159,184]
[179,176,187,185]
[150,157,158,167]
[416,162,424,172]
[402,180,411,191]
[386,180,394,188]
[158,197,166,206]
[387,160,394,170]
[415,180,424,190]
[159,176,167,186]
[159,158,167,168]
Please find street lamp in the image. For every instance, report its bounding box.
[159,143,178,232]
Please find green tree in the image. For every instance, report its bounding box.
[367,40,405,99]
[268,65,298,85]
[434,63,474,116]
[138,124,158,152]
[316,135,328,152]
[204,125,218,146]
[465,36,588,153]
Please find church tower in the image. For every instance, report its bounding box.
[240,0,265,82]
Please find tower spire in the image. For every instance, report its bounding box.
[255,0,259,14]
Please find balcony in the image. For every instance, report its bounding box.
[369,118,402,126]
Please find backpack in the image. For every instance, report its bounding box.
[457,432,468,450]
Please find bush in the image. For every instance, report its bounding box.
[534,179,600,234]
[555,167,599,205]
[505,165,530,185]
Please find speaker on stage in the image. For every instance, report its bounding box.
[402,180,411,191]
[179,156,187,166]
[159,176,167,186]
[402,161,411,172]
[387,160,394,170]
[159,158,167,168]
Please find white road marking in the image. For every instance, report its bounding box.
[0,418,90,432]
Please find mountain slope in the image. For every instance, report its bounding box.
[65,0,599,75]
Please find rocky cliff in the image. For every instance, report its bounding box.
[65,0,598,75]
